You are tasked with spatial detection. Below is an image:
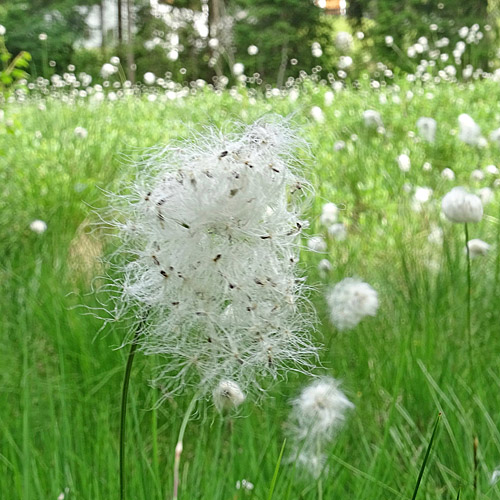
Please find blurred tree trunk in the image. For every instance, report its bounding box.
[208,0,224,76]
[100,0,106,50]
[126,0,135,83]
[117,0,123,43]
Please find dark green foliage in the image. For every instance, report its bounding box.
[232,0,328,86]
[0,34,31,94]
[348,0,496,74]
[0,0,90,77]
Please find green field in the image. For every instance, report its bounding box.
[1,78,500,499]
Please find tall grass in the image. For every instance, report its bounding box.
[1,79,500,499]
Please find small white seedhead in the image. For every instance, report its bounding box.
[466,239,490,258]
[326,278,379,331]
[287,377,354,477]
[441,187,483,223]
[213,380,246,412]
[458,114,482,146]
[416,117,437,143]
[363,110,383,129]
[30,219,47,234]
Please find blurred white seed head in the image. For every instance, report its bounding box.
[416,117,437,143]
[470,169,484,181]
[489,128,500,146]
[324,91,334,107]
[74,126,88,139]
[320,202,338,226]
[334,140,346,151]
[318,259,333,274]
[428,225,443,245]
[30,219,47,234]
[213,380,246,411]
[485,164,498,175]
[143,72,156,85]
[233,62,245,76]
[326,278,379,331]
[458,114,482,146]
[478,187,494,205]
[99,116,319,399]
[287,377,353,477]
[236,479,254,490]
[441,167,455,180]
[466,239,490,258]
[308,236,327,252]
[490,467,500,485]
[397,154,411,172]
[101,63,117,78]
[363,110,383,129]
[442,187,483,223]
[310,106,325,123]
[335,32,353,53]
[327,222,347,241]
[247,45,259,56]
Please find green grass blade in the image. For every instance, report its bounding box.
[411,412,442,500]
[267,439,286,500]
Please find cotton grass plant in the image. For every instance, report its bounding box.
[441,187,483,370]
[99,115,320,498]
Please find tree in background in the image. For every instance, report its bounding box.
[232,0,329,86]
[348,0,496,73]
[0,0,91,77]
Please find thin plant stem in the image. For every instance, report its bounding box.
[318,478,323,500]
[119,321,144,500]
[464,223,473,371]
[411,412,441,500]
[172,393,199,500]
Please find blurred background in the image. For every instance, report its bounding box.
[0,0,497,88]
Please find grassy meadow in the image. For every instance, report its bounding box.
[1,78,500,500]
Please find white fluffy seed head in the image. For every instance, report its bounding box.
[335,32,353,53]
[318,259,333,273]
[287,377,354,477]
[308,236,327,252]
[397,154,411,172]
[441,187,483,223]
[363,110,383,129]
[74,126,88,139]
[458,114,482,146]
[466,239,490,258]
[327,222,347,241]
[30,219,47,234]
[292,378,354,437]
[319,202,338,226]
[416,117,437,143]
[99,116,319,400]
[326,278,379,331]
[478,187,494,205]
[213,380,246,411]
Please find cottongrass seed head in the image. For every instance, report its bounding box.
[441,186,483,223]
[287,377,354,477]
[99,116,319,402]
[326,277,379,331]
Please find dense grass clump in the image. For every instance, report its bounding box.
[1,79,500,499]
